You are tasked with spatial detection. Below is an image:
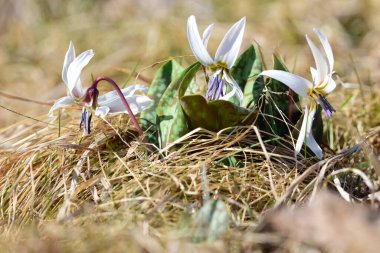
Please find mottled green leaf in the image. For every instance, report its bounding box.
[145,60,184,107]
[180,94,257,132]
[156,62,201,147]
[140,60,184,146]
[272,52,301,114]
[270,52,290,91]
[191,200,230,242]
[312,105,324,145]
[185,78,198,96]
[231,45,265,108]
[261,52,301,138]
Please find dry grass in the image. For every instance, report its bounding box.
[0,109,378,252]
[0,0,380,252]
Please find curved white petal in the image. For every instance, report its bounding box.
[295,103,317,156]
[220,87,235,101]
[122,84,149,96]
[62,41,76,86]
[67,49,94,98]
[97,85,149,104]
[223,71,243,105]
[202,24,214,48]
[306,34,328,86]
[94,106,110,118]
[48,96,75,117]
[96,94,153,117]
[306,134,323,159]
[215,17,246,68]
[310,67,318,83]
[187,15,214,66]
[321,78,336,94]
[313,29,334,74]
[261,70,312,98]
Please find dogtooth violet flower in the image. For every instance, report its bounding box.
[187,15,246,104]
[260,29,336,159]
[49,41,153,134]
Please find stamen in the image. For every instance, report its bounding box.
[207,73,223,100]
[206,71,233,101]
[318,94,336,118]
[79,107,87,129]
[221,79,227,97]
[79,108,92,134]
[206,75,218,100]
[86,112,93,134]
[215,76,224,99]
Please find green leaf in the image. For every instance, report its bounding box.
[231,45,265,108]
[191,200,230,242]
[312,105,324,145]
[184,77,199,96]
[270,52,290,90]
[219,155,241,167]
[261,52,301,138]
[272,52,301,110]
[180,94,257,132]
[156,62,201,147]
[140,60,184,146]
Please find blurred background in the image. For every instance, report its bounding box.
[0,0,378,127]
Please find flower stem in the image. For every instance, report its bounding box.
[91,76,153,153]
[288,88,293,122]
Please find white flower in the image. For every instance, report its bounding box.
[48,41,94,115]
[187,15,246,104]
[260,29,336,159]
[94,85,152,117]
[49,41,153,134]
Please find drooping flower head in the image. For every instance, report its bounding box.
[49,42,153,134]
[260,29,336,159]
[187,15,246,104]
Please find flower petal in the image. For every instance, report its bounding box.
[306,34,328,86]
[48,96,75,116]
[295,102,317,156]
[215,17,246,68]
[187,15,214,66]
[62,41,76,86]
[222,71,243,105]
[313,28,334,74]
[260,70,312,98]
[310,67,318,83]
[322,78,336,94]
[202,24,214,48]
[67,49,94,98]
[96,92,153,117]
[97,85,149,104]
[306,134,323,159]
[94,106,110,118]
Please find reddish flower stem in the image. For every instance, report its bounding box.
[91,76,153,154]
[288,88,293,122]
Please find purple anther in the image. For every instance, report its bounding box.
[206,75,218,100]
[319,94,336,118]
[80,108,87,129]
[215,76,224,100]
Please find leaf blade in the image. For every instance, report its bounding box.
[140,60,184,146]
[231,45,265,108]
[156,62,201,147]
